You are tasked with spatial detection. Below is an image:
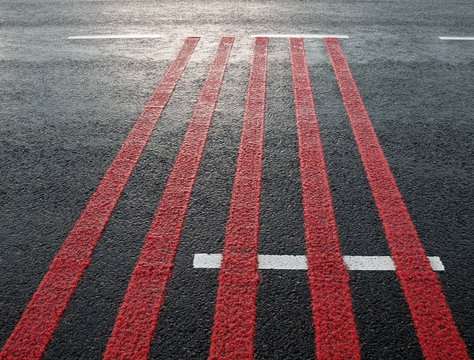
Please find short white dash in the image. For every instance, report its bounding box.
[344,256,395,271]
[438,36,474,41]
[193,254,445,271]
[68,34,163,40]
[193,253,222,269]
[259,255,307,270]
[251,34,349,39]
[427,256,445,271]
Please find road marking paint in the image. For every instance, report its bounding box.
[193,254,445,271]
[252,34,349,39]
[290,37,360,359]
[438,36,474,41]
[325,37,469,360]
[68,34,164,39]
[103,37,234,360]
[0,37,199,360]
[345,255,445,271]
[209,37,268,360]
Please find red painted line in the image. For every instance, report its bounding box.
[0,37,199,360]
[290,38,361,359]
[103,37,234,360]
[209,37,268,359]
[210,38,268,359]
[325,37,469,360]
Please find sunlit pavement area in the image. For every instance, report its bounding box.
[0,1,472,358]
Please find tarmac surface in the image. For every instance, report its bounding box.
[0,1,472,359]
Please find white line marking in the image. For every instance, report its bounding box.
[438,36,474,41]
[193,254,223,269]
[427,256,445,271]
[259,255,307,270]
[68,34,164,40]
[251,34,349,39]
[344,256,396,271]
[193,254,445,271]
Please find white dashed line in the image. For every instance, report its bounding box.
[439,36,474,41]
[68,34,164,40]
[251,34,349,39]
[193,254,445,271]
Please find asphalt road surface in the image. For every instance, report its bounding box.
[0,1,473,359]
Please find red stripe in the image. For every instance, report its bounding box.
[209,37,268,359]
[325,38,469,360]
[0,37,199,360]
[103,37,234,360]
[290,38,361,359]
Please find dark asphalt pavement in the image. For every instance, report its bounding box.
[0,1,473,359]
